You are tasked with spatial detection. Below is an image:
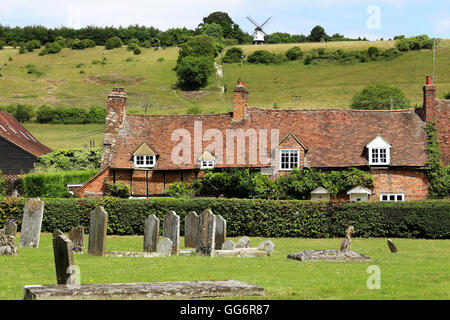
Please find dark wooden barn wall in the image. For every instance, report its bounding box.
[0,136,37,174]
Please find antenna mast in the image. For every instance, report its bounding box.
[432,40,436,82]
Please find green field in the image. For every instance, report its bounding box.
[1,234,449,300]
[1,40,449,114]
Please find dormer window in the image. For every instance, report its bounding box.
[279,149,300,171]
[199,150,215,170]
[366,136,391,166]
[132,143,157,168]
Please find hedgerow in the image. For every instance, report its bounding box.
[0,197,448,238]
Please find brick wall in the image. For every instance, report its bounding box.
[370,168,429,201]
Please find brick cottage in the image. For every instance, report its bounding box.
[78,77,449,201]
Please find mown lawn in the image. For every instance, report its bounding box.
[1,234,448,300]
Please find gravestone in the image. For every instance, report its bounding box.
[0,235,17,256]
[387,239,398,253]
[157,237,173,256]
[0,229,4,237]
[143,214,159,252]
[184,211,199,248]
[53,230,64,238]
[19,198,45,248]
[4,221,17,236]
[69,226,85,253]
[196,209,216,256]
[88,206,108,256]
[53,234,76,285]
[221,239,235,250]
[163,211,180,255]
[236,236,250,248]
[214,215,226,250]
[258,240,275,256]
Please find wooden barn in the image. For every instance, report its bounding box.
[0,111,52,174]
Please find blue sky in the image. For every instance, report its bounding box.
[0,0,449,40]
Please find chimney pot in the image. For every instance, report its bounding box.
[233,79,249,122]
[426,76,433,85]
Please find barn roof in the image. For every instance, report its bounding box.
[0,111,52,158]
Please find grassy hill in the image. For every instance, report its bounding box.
[1,40,449,115]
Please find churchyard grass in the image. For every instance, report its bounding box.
[0,233,448,300]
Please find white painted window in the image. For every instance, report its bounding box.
[200,160,215,169]
[134,155,156,168]
[279,149,300,171]
[380,193,404,201]
[367,136,391,166]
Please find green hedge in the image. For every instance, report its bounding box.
[1,198,448,239]
[23,170,98,198]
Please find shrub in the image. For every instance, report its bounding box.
[40,42,62,55]
[367,46,380,58]
[0,40,5,50]
[186,106,202,114]
[246,50,276,64]
[174,55,214,90]
[34,147,102,171]
[444,92,450,99]
[177,35,219,62]
[133,47,141,55]
[10,104,34,122]
[285,46,303,61]
[105,36,123,50]
[222,47,244,63]
[36,105,55,123]
[19,46,26,54]
[351,84,409,110]
[0,198,448,238]
[0,175,6,196]
[105,181,130,198]
[396,35,436,52]
[163,181,196,198]
[25,41,35,52]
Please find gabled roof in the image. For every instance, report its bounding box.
[198,150,215,161]
[0,111,52,157]
[366,136,392,148]
[108,107,428,170]
[132,142,157,156]
[311,187,329,194]
[278,133,308,150]
[347,186,372,195]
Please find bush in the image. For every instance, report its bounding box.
[105,181,130,198]
[174,55,214,90]
[0,175,6,196]
[285,46,303,61]
[396,35,436,52]
[34,147,102,171]
[105,36,123,50]
[222,47,244,63]
[40,42,62,55]
[246,50,276,64]
[177,35,219,62]
[351,84,409,110]
[444,92,450,99]
[6,104,34,122]
[23,170,98,198]
[0,40,5,50]
[0,197,448,238]
[163,181,196,198]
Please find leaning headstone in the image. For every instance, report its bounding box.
[88,206,108,256]
[4,221,17,236]
[0,235,17,256]
[221,239,235,251]
[19,198,45,248]
[196,209,216,256]
[144,215,159,252]
[258,240,275,256]
[387,239,398,253]
[214,215,226,250]
[53,234,76,285]
[163,211,180,255]
[184,211,199,248]
[156,237,173,256]
[236,236,250,248]
[69,226,85,253]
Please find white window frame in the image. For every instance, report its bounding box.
[134,155,156,168]
[380,193,405,201]
[367,136,391,166]
[200,160,215,169]
[279,149,300,171]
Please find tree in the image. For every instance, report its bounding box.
[222,47,244,63]
[201,23,223,41]
[202,11,248,43]
[105,36,123,49]
[351,85,409,110]
[285,46,303,60]
[177,35,219,62]
[175,55,214,90]
[308,25,329,42]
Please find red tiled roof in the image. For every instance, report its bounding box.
[0,111,52,157]
[109,107,428,170]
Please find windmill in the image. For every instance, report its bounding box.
[247,16,271,45]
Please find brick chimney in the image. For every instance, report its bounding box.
[423,76,437,122]
[100,87,127,169]
[232,79,249,122]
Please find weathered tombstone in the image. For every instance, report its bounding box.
[0,235,17,256]
[214,215,226,250]
[163,211,180,255]
[184,211,199,248]
[258,240,275,256]
[4,221,17,236]
[52,234,76,285]
[69,226,85,253]
[0,229,4,237]
[157,237,173,256]
[144,215,159,252]
[19,198,45,248]
[387,239,398,253]
[196,209,216,256]
[236,236,250,248]
[221,239,235,250]
[88,206,108,256]
[53,230,64,238]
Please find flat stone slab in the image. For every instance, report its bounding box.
[287,250,370,262]
[213,248,269,258]
[105,249,195,258]
[24,280,265,300]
